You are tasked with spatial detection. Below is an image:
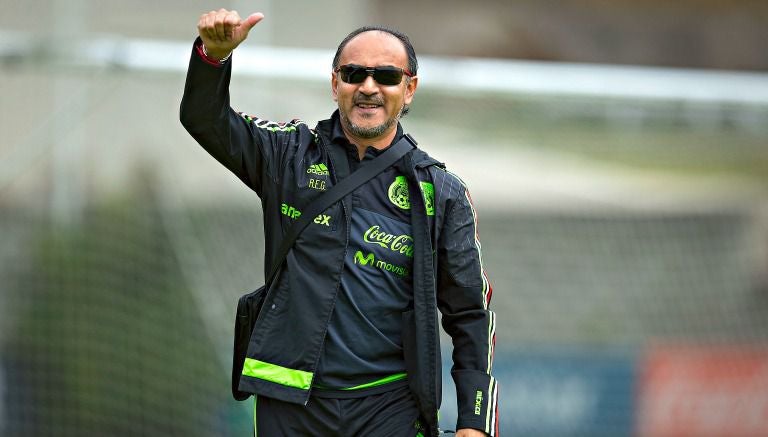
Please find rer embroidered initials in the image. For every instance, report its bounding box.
[308,178,326,191]
[474,390,483,415]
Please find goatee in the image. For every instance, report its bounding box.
[340,104,404,139]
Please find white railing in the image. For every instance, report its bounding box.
[2,31,768,105]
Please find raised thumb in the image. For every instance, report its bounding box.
[241,12,264,31]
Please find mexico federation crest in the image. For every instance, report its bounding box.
[420,181,435,216]
[388,176,410,210]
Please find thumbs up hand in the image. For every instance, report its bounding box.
[197,9,264,60]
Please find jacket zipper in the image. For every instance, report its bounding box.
[302,133,352,405]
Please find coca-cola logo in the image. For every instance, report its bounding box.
[363,225,414,258]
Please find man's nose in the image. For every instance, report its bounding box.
[358,74,379,94]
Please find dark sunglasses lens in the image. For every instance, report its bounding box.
[373,68,403,85]
[340,66,367,84]
[339,66,404,85]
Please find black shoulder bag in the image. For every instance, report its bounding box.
[232,134,417,400]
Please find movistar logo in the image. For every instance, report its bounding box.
[363,225,413,258]
[354,251,375,266]
[353,251,410,277]
[307,163,329,175]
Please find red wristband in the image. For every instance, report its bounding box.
[195,42,230,66]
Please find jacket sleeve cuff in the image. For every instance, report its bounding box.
[194,38,230,67]
[453,369,499,436]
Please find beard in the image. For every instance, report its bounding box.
[339,103,405,139]
[342,114,396,139]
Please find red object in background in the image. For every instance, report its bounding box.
[637,345,768,437]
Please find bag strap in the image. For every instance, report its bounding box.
[265,133,417,286]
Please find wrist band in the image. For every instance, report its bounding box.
[201,43,232,64]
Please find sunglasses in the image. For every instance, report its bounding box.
[335,64,414,86]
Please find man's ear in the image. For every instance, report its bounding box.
[404,76,418,105]
[331,71,338,102]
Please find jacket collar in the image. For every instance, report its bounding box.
[316,110,440,168]
[318,110,404,155]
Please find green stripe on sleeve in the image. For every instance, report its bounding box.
[242,358,313,390]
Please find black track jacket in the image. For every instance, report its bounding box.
[180,40,499,436]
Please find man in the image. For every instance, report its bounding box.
[181,8,498,437]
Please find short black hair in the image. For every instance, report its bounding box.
[332,26,418,76]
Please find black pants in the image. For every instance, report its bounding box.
[254,385,422,437]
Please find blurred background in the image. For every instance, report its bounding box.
[2,0,767,435]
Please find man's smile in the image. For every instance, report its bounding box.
[353,102,383,116]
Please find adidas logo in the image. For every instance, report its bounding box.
[307,163,329,175]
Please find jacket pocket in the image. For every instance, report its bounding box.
[232,286,266,400]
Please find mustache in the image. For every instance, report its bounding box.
[353,95,384,106]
